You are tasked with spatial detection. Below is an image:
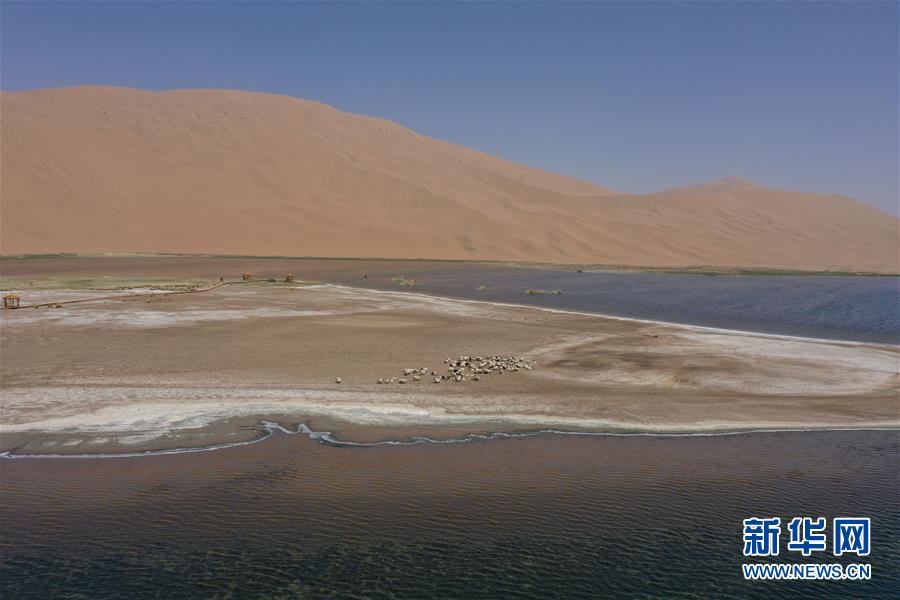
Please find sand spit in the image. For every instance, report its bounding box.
[1,283,898,453]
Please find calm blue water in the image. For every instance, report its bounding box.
[319,266,900,344]
[1,430,898,599]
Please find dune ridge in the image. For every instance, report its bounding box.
[2,86,897,272]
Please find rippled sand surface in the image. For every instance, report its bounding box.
[2,431,898,598]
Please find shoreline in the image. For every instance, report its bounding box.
[3,419,899,459]
[313,283,900,349]
[3,279,897,348]
[2,251,897,277]
[3,255,897,347]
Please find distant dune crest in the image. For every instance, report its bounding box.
[660,176,769,195]
[1,86,897,273]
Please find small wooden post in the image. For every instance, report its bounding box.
[3,294,21,309]
[285,274,294,282]
[242,272,252,281]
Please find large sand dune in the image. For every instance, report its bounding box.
[1,86,897,272]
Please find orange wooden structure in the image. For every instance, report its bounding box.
[242,272,252,281]
[285,274,295,282]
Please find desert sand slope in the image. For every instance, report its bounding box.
[1,86,897,272]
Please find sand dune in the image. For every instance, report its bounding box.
[1,86,897,272]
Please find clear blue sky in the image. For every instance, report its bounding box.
[2,1,897,214]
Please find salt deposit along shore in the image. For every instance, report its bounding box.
[1,283,897,454]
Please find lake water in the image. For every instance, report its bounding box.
[314,265,900,345]
[1,430,898,599]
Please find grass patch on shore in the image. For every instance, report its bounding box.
[0,276,218,292]
[525,288,563,296]
[0,253,78,260]
[391,275,417,286]
[512,263,896,277]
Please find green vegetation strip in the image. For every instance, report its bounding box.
[0,277,217,292]
[1,253,894,277]
[391,275,417,286]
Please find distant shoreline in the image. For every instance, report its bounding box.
[2,256,897,345]
[1,252,896,277]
